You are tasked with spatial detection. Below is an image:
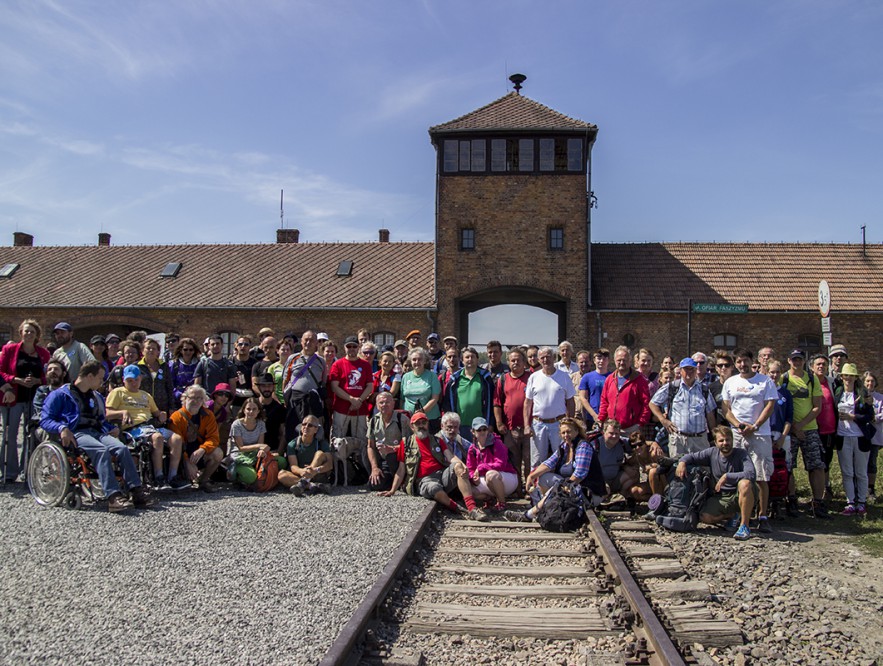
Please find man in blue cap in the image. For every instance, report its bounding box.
[50,322,95,382]
[649,357,717,457]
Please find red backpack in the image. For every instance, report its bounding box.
[248,450,279,492]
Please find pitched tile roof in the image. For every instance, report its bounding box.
[591,243,883,312]
[0,242,435,310]
[429,92,597,134]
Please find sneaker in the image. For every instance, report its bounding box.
[856,504,867,516]
[841,504,857,516]
[289,483,305,497]
[169,476,191,491]
[199,480,217,494]
[724,516,740,531]
[734,524,751,541]
[467,508,490,522]
[757,516,772,533]
[130,486,156,508]
[642,510,657,521]
[107,493,133,513]
[503,509,530,522]
[309,482,331,495]
[153,474,168,490]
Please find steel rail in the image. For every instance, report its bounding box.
[319,502,438,666]
[586,511,686,666]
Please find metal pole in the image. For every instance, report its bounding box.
[686,299,692,357]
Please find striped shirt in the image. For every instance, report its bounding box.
[651,380,716,434]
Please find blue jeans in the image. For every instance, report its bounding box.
[74,430,142,497]
[2,403,29,479]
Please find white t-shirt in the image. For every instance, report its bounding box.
[721,373,779,436]
[525,369,576,419]
[837,392,864,438]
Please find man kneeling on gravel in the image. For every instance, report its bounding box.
[40,360,155,513]
[676,425,756,540]
[379,412,489,521]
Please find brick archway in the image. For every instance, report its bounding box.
[456,286,567,345]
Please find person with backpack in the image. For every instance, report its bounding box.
[648,357,717,457]
[227,397,285,492]
[166,384,224,493]
[676,425,757,540]
[505,417,605,523]
[366,391,411,491]
[767,361,798,517]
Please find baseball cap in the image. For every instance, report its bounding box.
[344,335,359,346]
[123,364,141,380]
[105,333,121,343]
[257,372,275,385]
[410,411,429,424]
[394,339,407,348]
[90,335,106,345]
[471,417,489,430]
[828,344,848,358]
[678,357,698,368]
[406,329,421,339]
[53,322,72,332]
[427,333,440,342]
[212,383,233,397]
[442,335,458,344]
[316,332,329,341]
[788,349,806,359]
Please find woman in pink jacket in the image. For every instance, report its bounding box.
[0,319,51,481]
[466,416,518,511]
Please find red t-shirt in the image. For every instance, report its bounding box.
[817,379,837,435]
[493,370,530,429]
[397,436,447,479]
[328,356,373,415]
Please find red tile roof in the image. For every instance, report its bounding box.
[591,243,883,312]
[0,242,435,310]
[429,93,597,134]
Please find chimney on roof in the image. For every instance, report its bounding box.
[276,228,299,244]
[13,232,33,247]
[509,73,526,94]
[379,228,390,243]
[98,232,111,246]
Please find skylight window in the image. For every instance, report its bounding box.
[0,263,20,278]
[160,262,182,278]
[336,260,353,277]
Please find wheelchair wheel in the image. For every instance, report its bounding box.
[27,442,71,507]
[62,492,83,510]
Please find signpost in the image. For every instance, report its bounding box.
[818,281,831,352]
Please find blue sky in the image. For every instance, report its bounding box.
[1,0,882,247]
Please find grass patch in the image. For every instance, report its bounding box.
[792,452,883,558]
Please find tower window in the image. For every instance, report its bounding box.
[460,228,475,251]
[549,228,564,250]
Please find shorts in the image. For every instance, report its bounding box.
[701,483,758,518]
[417,466,457,500]
[669,433,710,458]
[790,429,825,472]
[128,425,173,441]
[733,431,774,482]
[474,471,519,497]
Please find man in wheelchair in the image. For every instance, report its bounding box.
[39,361,155,512]
[105,364,188,490]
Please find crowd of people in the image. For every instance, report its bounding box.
[1,319,880,538]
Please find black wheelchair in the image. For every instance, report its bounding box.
[26,431,153,509]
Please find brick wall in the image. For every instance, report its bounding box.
[435,173,589,343]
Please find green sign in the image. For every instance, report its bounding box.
[692,303,748,314]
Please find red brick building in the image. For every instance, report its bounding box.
[1,89,880,369]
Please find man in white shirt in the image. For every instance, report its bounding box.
[524,346,576,466]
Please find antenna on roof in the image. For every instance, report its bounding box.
[280,189,285,229]
[862,224,866,257]
[509,73,526,94]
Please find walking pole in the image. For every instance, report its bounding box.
[0,405,8,486]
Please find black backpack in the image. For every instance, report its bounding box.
[654,466,713,532]
[537,481,590,532]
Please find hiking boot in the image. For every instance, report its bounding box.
[786,496,801,517]
[309,482,331,495]
[856,504,867,516]
[841,503,857,516]
[199,480,217,494]
[107,493,133,513]
[642,510,657,522]
[734,524,751,540]
[757,516,772,533]
[467,508,490,522]
[289,482,305,497]
[169,476,191,491]
[130,486,156,508]
[811,500,830,519]
[153,474,168,490]
[504,509,530,522]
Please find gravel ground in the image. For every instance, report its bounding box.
[0,483,427,666]
[655,522,883,665]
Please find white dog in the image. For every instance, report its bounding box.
[330,436,361,486]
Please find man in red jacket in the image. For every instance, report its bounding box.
[598,346,651,435]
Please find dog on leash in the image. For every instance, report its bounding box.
[330,437,361,486]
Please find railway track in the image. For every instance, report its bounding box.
[320,505,744,666]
